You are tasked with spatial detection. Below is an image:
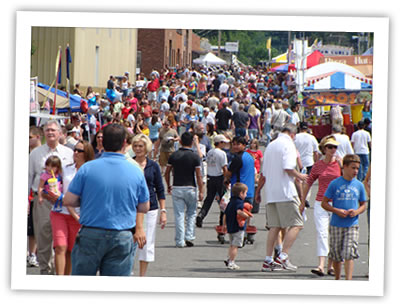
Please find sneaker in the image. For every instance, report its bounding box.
[261,260,283,272]
[196,216,203,228]
[275,256,297,271]
[27,254,39,267]
[185,240,194,247]
[227,262,240,270]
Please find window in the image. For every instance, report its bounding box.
[176,29,182,35]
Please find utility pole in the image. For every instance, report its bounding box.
[218,30,221,57]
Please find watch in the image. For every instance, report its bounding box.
[160,208,167,213]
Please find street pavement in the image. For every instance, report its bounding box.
[27,180,369,280]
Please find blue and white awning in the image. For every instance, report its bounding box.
[304,71,372,91]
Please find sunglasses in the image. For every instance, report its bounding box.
[74,148,85,153]
[326,145,337,149]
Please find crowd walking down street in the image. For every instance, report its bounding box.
[27,62,371,280]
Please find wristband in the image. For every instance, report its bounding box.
[160,209,167,213]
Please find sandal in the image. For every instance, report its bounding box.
[311,268,325,277]
[327,269,335,276]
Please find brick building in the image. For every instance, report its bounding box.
[137,29,202,77]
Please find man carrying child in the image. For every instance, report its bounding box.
[321,154,367,280]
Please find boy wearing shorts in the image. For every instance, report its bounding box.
[223,183,251,270]
[322,154,367,280]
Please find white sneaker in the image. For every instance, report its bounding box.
[227,262,240,270]
[27,254,39,267]
[276,256,297,271]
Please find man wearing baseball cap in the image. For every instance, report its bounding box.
[196,134,230,227]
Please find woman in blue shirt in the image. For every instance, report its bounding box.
[148,115,162,160]
[132,134,166,276]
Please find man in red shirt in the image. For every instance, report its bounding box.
[147,74,160,103]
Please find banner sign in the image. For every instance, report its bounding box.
[225,42,239,52]
[302,91,369,106]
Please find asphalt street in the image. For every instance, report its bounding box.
[27,180,369,280]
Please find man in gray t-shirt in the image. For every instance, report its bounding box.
[231,104,249,137]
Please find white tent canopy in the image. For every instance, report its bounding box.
[193,52,227,66]
[305,62,365,81]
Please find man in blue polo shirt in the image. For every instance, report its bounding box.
[64,124,149,276]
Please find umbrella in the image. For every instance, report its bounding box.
[271,64,289,72]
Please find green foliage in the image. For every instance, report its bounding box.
[193,30,373,65]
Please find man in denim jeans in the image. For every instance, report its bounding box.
[165,132,204,247]
[64,124,149,276]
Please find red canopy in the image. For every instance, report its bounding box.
[288,50,324,71]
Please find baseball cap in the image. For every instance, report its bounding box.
[214,134,230,144]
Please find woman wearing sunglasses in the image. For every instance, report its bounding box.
[301,135,342,277]
[44,140,95,275]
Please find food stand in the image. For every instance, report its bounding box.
[301,71,372,140]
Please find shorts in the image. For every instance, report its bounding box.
[50,211,81,252]
[148,91,156,102]
[229,230,245,247]
[266,197,304,228]
[328,225,360,262]
[159,151,172,166]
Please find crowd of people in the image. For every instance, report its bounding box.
[27,63,372,279]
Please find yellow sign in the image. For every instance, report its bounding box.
[302,91,362,106]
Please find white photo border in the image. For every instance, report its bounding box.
[12,11,389,296]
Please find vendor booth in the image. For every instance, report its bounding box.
[193,52,227,66]
[36,82,83,113]
[302,70,372,140]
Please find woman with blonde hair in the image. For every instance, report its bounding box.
[247,104,262,140]
[132,134,167,276]
[301,135,342,277]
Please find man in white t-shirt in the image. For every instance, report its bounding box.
[201,108,215,127]
[219,80,229,95]
[351,121,371,181]
[332,124,354,158]
[256,123,308,272]
[196,134,229,227]
[160,97,170,120]
[294,122,319,174]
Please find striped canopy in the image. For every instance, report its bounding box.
[304,72,372,91]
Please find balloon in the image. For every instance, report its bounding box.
[106,89,116,102]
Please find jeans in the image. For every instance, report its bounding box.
[248,129,259,140]
[356,154,369,181]
[172,186,197,246]
[235,127,247,137]
[199,176,224,220]
[71,227,137,276]
[263,123,272,146]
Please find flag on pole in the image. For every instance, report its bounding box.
[66,45,72,80]
[266,37,272,50]
[53,47,62,114]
